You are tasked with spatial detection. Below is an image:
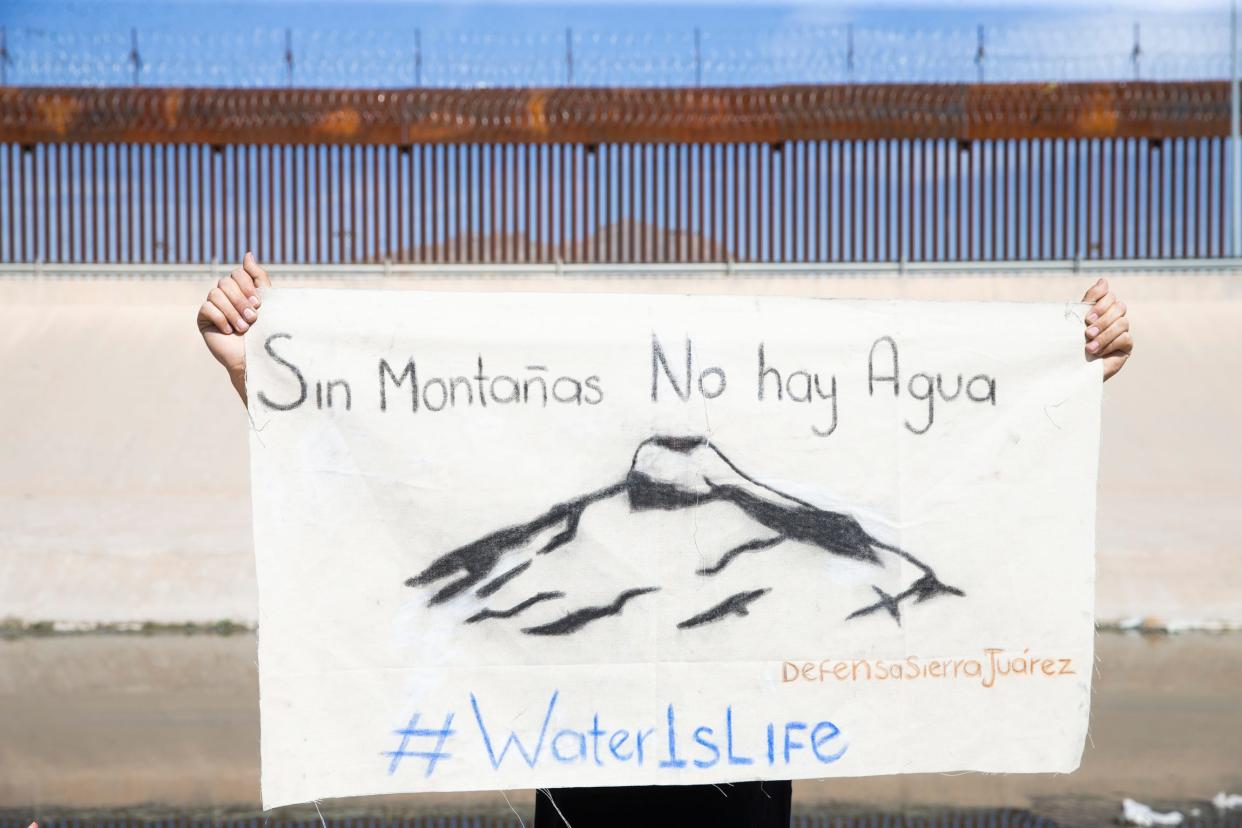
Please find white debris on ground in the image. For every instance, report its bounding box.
[50,620,143,633]
[1164,619,1242,634]
[1121,799,1184,827]
[1102,617,1242,634]
[0,619,256,635]
[1214,793,1242,811]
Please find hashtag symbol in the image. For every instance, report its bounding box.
[382,711,456,778]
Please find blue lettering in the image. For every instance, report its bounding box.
[692,726,720,769]
[382,711,455,778]
[766,723,775,766]
[811,721,848,764]
[660,704,688,768]
[470,690,557,770]
[588,714,606,767]
[726,706,754,765]
[635,727,656,765]
[783,721,807,763]
[552,728,587,763]
[608,729,633,762]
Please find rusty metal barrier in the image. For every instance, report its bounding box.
[0,83,1232,264]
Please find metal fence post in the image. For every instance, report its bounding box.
[846,23,855,83]
[128,28,142,85]
[1234,1,1241,256]
[694,27,702,87]
[0,27,9,86]
[414,28,422,87]
[975,25,985,83]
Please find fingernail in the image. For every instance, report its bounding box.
[1087,326,1099,337]
[1086,341,1099,352]
[236,318,249,332]
[1087,313,1098,323]
[251,295,261,307]
[243,307,257,322]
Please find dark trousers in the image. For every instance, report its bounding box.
[534,780,793,827]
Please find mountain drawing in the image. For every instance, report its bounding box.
[405,435,964,637]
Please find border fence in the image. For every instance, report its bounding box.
[0,82,1234,265]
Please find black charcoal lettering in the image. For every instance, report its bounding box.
[812,374,839,437]
[698,367,727,399]
[906,373,935,435]
[936,374,963,401]
[553,376,584,405]
[967,374,997,405]
[491,375,521,404]
[523,366,548,405]
[868,336,900,397]
[787,370,812,403]
[423,377,448,412]
[651,334,692,402]
[326,379,352,410]
[473,356,489,407]
[449,376,474,406]
[378,358,417,413]
[583,376,604,405]
[757,343,782,401]
[256,333,308,411]
[381,356,603,413]
[757,345,840,436]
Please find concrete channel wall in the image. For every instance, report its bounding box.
[2,269,1239,626]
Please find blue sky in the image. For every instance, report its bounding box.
[4,0,1226,32]
[1,1,1232,86]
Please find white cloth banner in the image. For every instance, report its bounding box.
[246,287,1101,808]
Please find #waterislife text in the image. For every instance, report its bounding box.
[383,691,848,780]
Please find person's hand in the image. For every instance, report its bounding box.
[1081,278,1131,381]
[197,252,270,402]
